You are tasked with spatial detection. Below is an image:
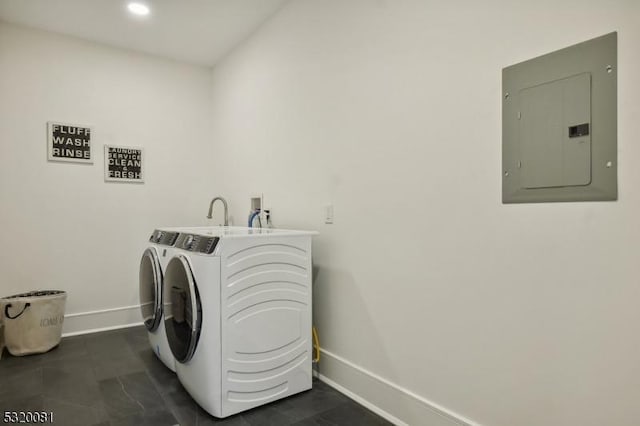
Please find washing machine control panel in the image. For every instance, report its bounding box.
[149,230,180,246]
[176,233,219,254]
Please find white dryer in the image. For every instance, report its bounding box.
[139,228,181,372]
[163,226,317,418]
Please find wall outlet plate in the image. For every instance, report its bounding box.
[324,204,334,224]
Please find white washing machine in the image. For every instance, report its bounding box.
[139,228,182,372]
[163,226,317,418]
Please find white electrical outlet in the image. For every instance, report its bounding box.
[324,204,334,224]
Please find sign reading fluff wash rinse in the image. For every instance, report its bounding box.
[47,122,92,163]
[104,145,144,183]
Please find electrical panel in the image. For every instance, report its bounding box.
[502,32,617,203]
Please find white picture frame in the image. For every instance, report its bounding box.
[104,145,145,183]
[47,121,93,164]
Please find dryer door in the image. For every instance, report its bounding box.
[139,247,162,332]
[164,255,202,363]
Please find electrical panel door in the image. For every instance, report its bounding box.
[502,32,617,203]
[519,73,591,189]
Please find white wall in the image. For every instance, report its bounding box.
[208,1,640,425]
[0,23,214,334]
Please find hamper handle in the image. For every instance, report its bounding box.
[4,302,31,319]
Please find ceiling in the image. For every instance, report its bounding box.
[0,0,289,66]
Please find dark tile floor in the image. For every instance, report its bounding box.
[0,326,391,426]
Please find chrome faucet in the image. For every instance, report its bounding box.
[206,196,229,226]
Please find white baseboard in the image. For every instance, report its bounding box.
[317,372,408,425]
[62,304,143,337]
[318,348,479,426]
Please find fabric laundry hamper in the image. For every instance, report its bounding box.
[1,290,67,356]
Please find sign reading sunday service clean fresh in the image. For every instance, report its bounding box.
[47,122,92,163]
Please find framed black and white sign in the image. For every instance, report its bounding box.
[47,122,92,163]
[104,145,144,183]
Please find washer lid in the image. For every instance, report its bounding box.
[139,247,162,332]
[163,255,202,363]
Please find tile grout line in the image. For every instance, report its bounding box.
[116,376,146,412]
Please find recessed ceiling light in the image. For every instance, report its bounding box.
[127,2,150,16]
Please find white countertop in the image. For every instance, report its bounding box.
[158,226,318,238]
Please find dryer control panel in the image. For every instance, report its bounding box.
[176,233,219,254]
[149,230,180,246]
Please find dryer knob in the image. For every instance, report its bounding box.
[185,235,194,249]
